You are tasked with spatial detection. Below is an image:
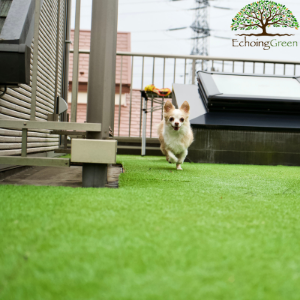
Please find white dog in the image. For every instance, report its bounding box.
[157,100,194,170]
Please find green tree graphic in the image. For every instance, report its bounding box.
[231,0,299,36]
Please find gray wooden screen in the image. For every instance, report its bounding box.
[0,0,65,156]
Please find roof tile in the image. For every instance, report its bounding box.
[69,30,131,84]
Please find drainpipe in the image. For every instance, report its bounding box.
[62,0,72,104]
[82,0,118,187]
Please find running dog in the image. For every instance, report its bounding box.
[157,100,193,170]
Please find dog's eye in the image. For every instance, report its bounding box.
[180,118,184,122]
[169,117,174,122]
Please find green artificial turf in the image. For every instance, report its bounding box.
[1,155,300,300]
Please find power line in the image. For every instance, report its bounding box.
[131,34,230,42]
[129,27,231,33]
[119,8,194,15]
[79,0,196,7]
[212,6,231,10]
[168,26,188,31]
[214,35,231,40]
[120,0,170,4]
[120,0,194,4]
[132,37,189,42]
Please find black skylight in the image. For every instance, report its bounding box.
[197,71,300,114]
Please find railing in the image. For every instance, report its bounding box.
[72,49,300,139]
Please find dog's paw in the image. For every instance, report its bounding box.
[168,157,178,164]
[176,164,183,171]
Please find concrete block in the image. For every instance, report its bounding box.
[71,139,117,164]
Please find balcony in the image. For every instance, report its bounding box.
[68,48,300,156]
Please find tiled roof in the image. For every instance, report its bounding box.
[68,89,163,138]
[69,30,131,85]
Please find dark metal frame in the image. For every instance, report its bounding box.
[197,71,300,114]
[0,0,40,85]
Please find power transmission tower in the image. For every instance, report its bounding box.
[190,0,210,75]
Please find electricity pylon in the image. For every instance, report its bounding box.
[190,0,210,77]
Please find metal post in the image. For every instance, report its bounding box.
[161,97,164,120]
[21,129,28,157]
[64,134,68,149]
[192,59,196,84]
[70,0,81,123]
[150,95,153,138]
[163,58,166,87]
[184,58,186,84]
[173,58,176,83]
[82,164,107,187]
[118,56,123,136]
[139,56,144,137]
[141,98,147,156]
[83,0,118,188]
[129,56,134,137]
[54,0,61,114]
[30,0,42,121]
[62,0,72,103]
[152,57,155,84]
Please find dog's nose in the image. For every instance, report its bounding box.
[175,122,179,126]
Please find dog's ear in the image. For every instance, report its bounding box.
[164,100,175,113]
[180,101,190,114]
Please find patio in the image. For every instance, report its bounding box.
[1,0,300,298]
[1,155,300,300]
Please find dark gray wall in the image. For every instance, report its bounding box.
[188,127,300,166]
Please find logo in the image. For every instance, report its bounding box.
[231,1,299,36]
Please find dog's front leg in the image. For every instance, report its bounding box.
[176,149,188,170]
[167,150,178,164]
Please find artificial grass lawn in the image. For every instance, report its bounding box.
[1,155,300,300]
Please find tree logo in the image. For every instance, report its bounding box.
[231,1,299,36]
